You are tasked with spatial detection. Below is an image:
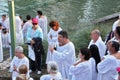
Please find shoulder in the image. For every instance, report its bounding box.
[40,74,51,80]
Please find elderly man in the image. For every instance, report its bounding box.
[49,30,76,80]
[88,29,106,59]
[10,46,29,80]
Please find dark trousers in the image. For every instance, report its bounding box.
[29,51,41,71]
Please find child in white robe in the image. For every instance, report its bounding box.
[69,47,92,80]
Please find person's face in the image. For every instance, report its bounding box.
[0,26,2,30]
[2,16,6,21]
[52,26,58,31]
[15,50,19,57]
[78,52,84,59]
[107,41,112,52]
[114,30,120,40]
[58,34,64,45]
[90,31,95,40]
[32,23,38,29]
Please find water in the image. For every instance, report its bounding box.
[1,0,120,30]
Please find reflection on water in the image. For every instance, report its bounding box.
[0,0,8,16]
[0,0,120,29]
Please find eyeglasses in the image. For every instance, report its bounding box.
[32,23,37,25]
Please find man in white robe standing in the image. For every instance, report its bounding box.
[88,29,106,59]
[49,30,76,80]
[36,10,47,40]
[97,41,120,80]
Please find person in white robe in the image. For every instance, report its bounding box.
[0,24,3,62]
[0,14,8,28]
[49,30,76,80]
[9,46,29,80]
[22,15,32,42]
[97,41,120,80]
[15,16,24,45]
[36,10,48,40]
[88,29,106,59]
[46,20,62,64]
[40,61,62,80]
[112,15,120,32]
[69,47,92,80]
[1,28,10,48]
[89,44,101,80]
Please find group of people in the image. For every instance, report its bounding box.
[1,10,120,80]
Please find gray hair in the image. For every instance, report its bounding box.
[15,46,23,53]
[47,61,58,73]
[93,29,100,36]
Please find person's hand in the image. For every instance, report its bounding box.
[49,46,54,53]
[13,65,17,71]
[30,40,35,45]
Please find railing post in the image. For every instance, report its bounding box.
[8,0,16,58]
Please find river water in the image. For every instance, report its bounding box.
[1,0,120,30]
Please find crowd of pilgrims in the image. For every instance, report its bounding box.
[1,10,120,80]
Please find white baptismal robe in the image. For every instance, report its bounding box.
[97,55,119,80]
[10,56,29,78]
[112,19,120,31]
[15,16,24,45]
[52,42,76,79]
[2,33,10,48]
[0,32,3,62]
[89,57,97,80]
[22,20,32,39]
[69,61,92,80]
[38,16,48,39]
[88,37,106,59]
[46,27,62,64]
[40,72,62,80]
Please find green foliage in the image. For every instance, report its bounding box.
[70,21,112,55]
